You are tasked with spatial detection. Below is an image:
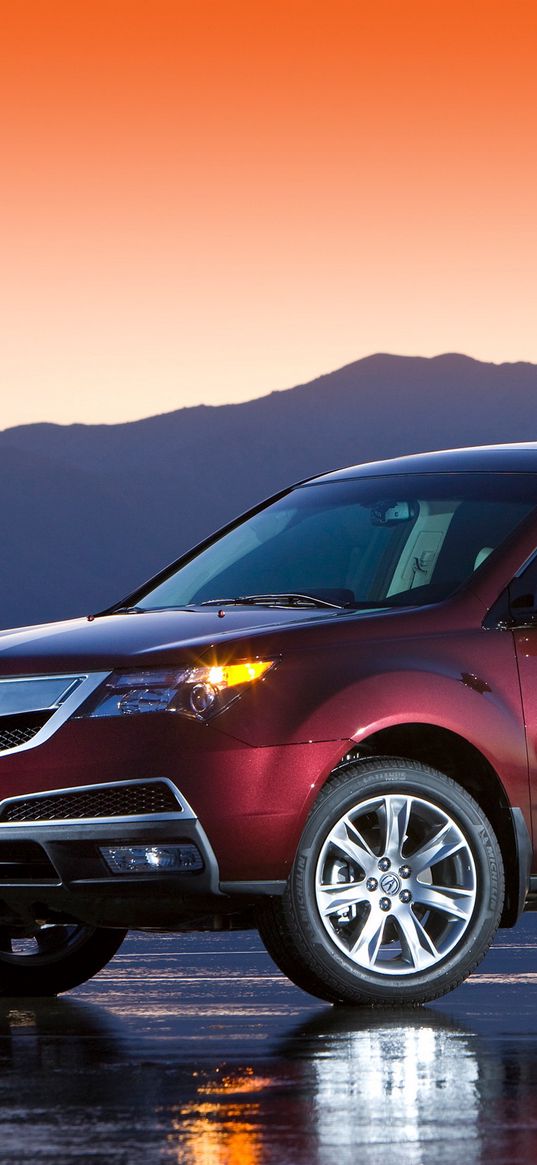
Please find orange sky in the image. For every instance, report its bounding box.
[1,0,536,427]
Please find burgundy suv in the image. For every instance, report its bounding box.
[0,443,536,1005]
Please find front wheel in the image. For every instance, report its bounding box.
[258,759,504,1005]
[0,923,127,996]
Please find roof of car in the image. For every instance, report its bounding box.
[313,443,537,482]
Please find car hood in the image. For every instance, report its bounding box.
[0,605,343,675]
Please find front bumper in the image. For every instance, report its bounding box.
[0,712,345,882]
[0,778,285,929]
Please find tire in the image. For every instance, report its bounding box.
[257,759,504,1006]
[0,923,127,996]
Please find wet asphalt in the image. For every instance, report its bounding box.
[1,917,537,1163]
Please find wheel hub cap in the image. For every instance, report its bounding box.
[380,872,401,896]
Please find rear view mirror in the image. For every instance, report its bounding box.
[370,500,418,527]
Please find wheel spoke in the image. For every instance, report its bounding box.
[316,881,369,918]
[413,882,475,920]
[382,795,412,857]
[409,821,465,874]
[331,816,375,870]
[396,908,439,970]
[350,906,386,967]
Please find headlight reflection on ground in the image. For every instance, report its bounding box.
[167,1066,274,1165]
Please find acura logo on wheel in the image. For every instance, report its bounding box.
[380,873,401,896]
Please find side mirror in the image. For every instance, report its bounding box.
[508,585,537,626]
[483,580,537,630]
[510,591,536,610]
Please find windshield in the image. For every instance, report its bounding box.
[134,473,537,611]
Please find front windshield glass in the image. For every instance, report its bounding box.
[135,473,537,611]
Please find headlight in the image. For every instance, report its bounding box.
[79,660,275,722]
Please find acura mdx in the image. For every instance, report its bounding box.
[0,443,536,1005]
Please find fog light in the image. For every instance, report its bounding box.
[100,843,204,874]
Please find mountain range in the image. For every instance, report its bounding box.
[2,352,536,629]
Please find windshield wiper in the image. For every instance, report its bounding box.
[199,593,345,610]
[111,605,145,614]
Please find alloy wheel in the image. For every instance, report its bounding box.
[315,793,477,976]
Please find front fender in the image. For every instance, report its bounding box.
[216,626,529,821]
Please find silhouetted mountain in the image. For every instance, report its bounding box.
[1,353,537,628]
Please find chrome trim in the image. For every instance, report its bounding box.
[0,777,195,826]
[0,672,110,756]
[512,546,537,579]
[0,673,84,702]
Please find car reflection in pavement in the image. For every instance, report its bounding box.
[0,924,536,1163]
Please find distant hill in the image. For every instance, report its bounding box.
[1,352,537,628]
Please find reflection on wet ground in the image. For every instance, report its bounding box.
[1,919,537,1162]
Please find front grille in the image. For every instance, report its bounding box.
[0,712,52,752]
[0,840,57,880]
[0,781,182,823]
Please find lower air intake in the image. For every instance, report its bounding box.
[0,781,182,823]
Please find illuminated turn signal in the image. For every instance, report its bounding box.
[207,661,273,688]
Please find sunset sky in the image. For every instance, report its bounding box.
[1,0,536,428]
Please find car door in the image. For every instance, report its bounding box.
[507,554,537,850]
